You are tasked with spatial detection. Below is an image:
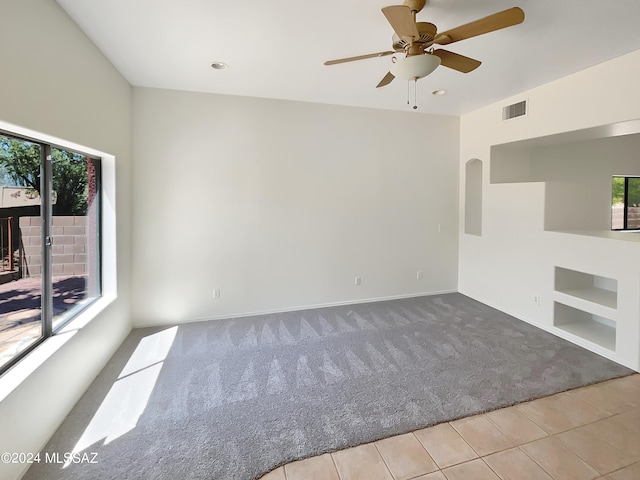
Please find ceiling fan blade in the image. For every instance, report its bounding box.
[432,50,481,73]
[382,5,419,41]
[433,7,524,45]
[324,51,395,66]
[376,71,395,88]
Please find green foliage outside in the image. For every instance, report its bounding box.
[0,136,88,215]
[612,176,640,207]
[612,177,625,205]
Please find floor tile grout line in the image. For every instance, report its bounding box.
[412,431,443,470]
[413,426,477,470]
[515,444,564,480]
[606,375,640,392]
[405,469,445,480]
[408,431,439,470]
[447,420,484,459]
[451,415,516,456]
[477,456,505,480]
[516,407,640,478]
[514,402,579,436]
[567,383,638,415]
[563,416,636,445]
[602,460,640,478]
[483,409,548,445]
[544,390,611,424]
[329,452,344,480]
[512,386,640,444]
[565,388,617,415]
[607,412,640,437]
[372,440,396,480]
[472,413,624,466]
[553,429,636,476]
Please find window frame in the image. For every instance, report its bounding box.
[0,129,103,376]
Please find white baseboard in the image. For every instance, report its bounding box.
[133,289,458,328]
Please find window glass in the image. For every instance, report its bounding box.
[611,176,624,230]
[627,177,640,230]
[0,133,101,373]
[0,134,43,370]
[51,149,101,330]
[612,176,640,231]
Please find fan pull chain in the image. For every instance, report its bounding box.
[406,79,419,110]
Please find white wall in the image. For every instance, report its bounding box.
[459,49,640,370]
[530,135,640,231]
[0,2,132,479]
[132,88,459,326]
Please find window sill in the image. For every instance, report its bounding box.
[0,293,116,403]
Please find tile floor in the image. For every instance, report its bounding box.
[259,373,640,480]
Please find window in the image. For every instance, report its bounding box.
[0,131,101,374]
[612,176,640,231]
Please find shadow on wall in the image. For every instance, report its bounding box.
[465,159,483,236]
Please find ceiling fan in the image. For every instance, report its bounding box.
[324,0,525,89]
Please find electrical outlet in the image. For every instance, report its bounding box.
[355,276,361,286]
[213,289,221,299]
[417,270,423,280]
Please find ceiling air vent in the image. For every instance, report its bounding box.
[502,100,527,120]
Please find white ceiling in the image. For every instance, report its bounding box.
[57,0,640,116]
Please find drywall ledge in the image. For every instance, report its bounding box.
[547,229,640,243]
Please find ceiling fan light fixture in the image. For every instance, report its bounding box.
[432,89,447,95]
[390,54,440,81]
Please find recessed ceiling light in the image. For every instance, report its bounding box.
[210,62,229,70]
[432,89,447,96]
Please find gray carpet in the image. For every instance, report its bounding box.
[25,293,632,480]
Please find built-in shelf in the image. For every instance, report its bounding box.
[553,267,618,352]
[555,288,617,310]
[554,303,616,351]
[554,267,618,309]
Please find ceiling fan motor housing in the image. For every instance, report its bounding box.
[392,22,437,51]
[403,0,427,13]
